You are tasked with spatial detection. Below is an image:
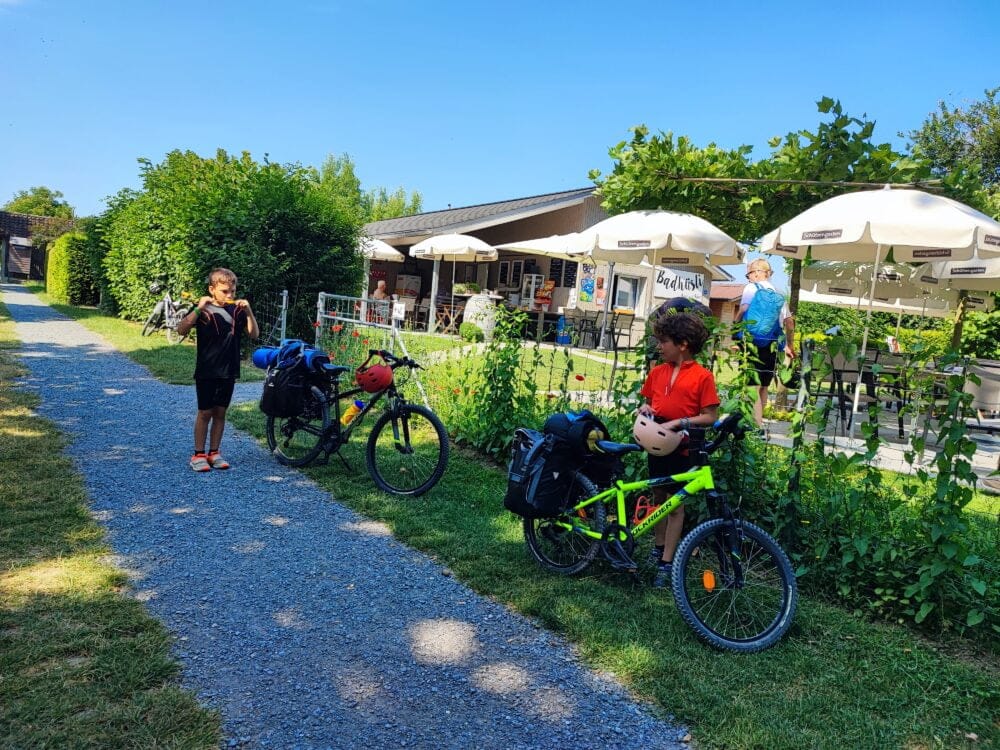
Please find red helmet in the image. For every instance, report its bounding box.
[632,413,682,456]
[355,363,393,393]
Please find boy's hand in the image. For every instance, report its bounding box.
[233,299,253,313]
[638,405,654,418]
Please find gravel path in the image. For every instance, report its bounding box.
[3,284,687,749]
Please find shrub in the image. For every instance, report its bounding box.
[45,232,99,305]
[459,322,484,342]
[100,149,361,329]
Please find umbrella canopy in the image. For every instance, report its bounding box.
[915,256,1000,293]
[799,287,956,318]
[760,187,1000,263]
[359,237,405,262]
[578,210,743,265]
[409,234,497,334]
[409,233,498,262]
[495,233,593,261]
[803,261,924,299]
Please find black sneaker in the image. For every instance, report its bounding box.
[653,561,673,588]
[647,545,665,566]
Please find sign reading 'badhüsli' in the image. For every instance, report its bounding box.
[654,266,705,299]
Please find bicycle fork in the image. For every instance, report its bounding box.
[706,491,746,588]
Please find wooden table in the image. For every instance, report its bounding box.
[435,303,463,335]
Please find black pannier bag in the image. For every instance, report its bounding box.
[503,429,578,519]
[259,339,312,418]
[259,364,306,418]
[543,409,620,489]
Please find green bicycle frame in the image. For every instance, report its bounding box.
[564,463,716,542]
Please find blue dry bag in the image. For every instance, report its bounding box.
[744,283,785,346]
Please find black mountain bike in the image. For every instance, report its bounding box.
[265,350,449,497]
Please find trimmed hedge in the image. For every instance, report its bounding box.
[45,232,99,306]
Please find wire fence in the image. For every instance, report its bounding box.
[252,289,288,347]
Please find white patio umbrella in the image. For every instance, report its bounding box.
[804,261,924,300]
[762,186,1000,433]
[358,237,404,291]
[409,234,498,332]
[495,232,594,261]
[576,210,743,346]
[914,256,1000,293]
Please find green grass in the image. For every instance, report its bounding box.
[0,298,221,748]
[20,291,1000,749]
[226,402,999,750]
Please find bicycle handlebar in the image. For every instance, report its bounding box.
[370,349,422,371]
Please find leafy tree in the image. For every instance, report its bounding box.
[907,87,1000,189]
[101,149,360,332]
[3,186,75,219]
[591,98,930,311]
[314,153,422,223]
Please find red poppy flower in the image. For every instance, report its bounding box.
[363,339,369,344]
[332,324,343,333]
[313,321,320,328]
[453,388,461,395]
[575,374,585,381]
[352,330,360,338]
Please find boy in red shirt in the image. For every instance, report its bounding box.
[638,313,719,587]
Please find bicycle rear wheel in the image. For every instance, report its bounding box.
[266,391,331,467]
[672,518,797,653]
[365,404,448,496]
[165,305,190,344]
[141,301,164,337]
[523,473,605,575]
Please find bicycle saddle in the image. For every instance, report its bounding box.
[321,363,352,378]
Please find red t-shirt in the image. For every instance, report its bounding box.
[640,360,719,421]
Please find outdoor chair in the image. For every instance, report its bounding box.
[798,341,849,434]
[610,311,636,351]
[833,350,880,434]
[964,360,1000,435]
[576,310,600,349]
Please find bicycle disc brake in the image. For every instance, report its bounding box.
[600,523,637,572]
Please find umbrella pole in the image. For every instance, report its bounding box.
[429,259,441,334]
[360,258,371,323]
[850,246,882,438]
[597,261,615,349]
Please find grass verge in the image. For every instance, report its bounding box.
[0,298,221,747]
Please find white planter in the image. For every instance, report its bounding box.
[463,293,497,341]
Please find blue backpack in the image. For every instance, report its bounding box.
[744,283,785,346]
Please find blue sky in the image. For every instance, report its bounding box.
[1,0,997,289]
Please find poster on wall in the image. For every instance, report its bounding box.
[579,264,595,302]
[595,277,606,308]
[653,266,705,299]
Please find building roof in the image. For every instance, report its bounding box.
[0,210,64,241]
[709,282,744,301]
[364,188,596,243]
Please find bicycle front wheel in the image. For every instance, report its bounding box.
[523,472,605,575]
[165,306,190,344]
[266,392,331,467]
[672,518,797,653]
[141,302,164,336]
[365,404,448,496]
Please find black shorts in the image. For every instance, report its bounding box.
[748,342,778,388]
[647,450,694,484]
[196,378,236,410]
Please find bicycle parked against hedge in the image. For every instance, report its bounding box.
[141,282,193,344]
[516,412,797,653]
[254,342,448,497]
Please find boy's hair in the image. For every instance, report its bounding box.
[653,312,710,354]
[207,267,237,287]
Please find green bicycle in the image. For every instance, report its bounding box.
[523,413,798,653]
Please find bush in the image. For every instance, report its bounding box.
[459,322,484,342]
[100,149,361,329]
[45,232,99,306]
